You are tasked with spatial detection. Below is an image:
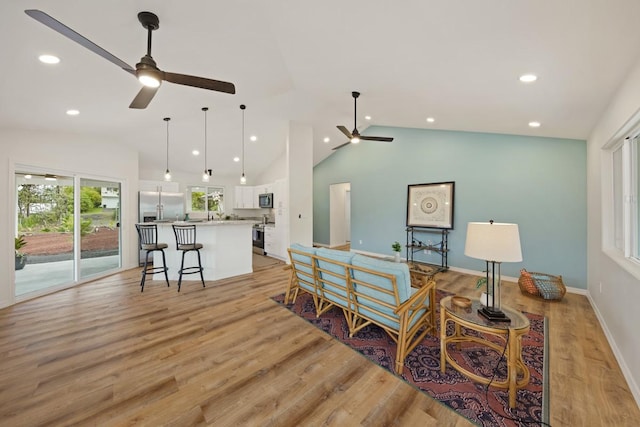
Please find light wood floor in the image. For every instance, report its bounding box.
[0,264,638,426]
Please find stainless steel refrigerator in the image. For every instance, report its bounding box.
[138,191,185,264]
[138,191,185,222]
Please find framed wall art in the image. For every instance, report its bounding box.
[406,182,455,229]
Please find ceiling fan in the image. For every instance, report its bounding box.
[333,91,394,150]
[24,9,236,109]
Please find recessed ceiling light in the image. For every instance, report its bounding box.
[192,150,200,156]
[233,156,240,162]
[323,137,330,143]
[250,135,257,142]
[365,115,371,121]
[528,121,541,128]
[39,54,60,64]
[66,109,79,116]
[519,74,537,83]
[426,117,435,123]
[24,174,32,179]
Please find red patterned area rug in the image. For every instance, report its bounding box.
[272,290,548,427]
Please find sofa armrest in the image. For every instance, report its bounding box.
[394,278,435,315]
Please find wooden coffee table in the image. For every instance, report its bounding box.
[440,295,531,408]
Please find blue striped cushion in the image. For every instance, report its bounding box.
[316,247,354,306]
[289,244,316,292]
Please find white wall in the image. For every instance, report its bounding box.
[587,56,640,404]
[287,122,313,247]
[0,129,139,308]
[256,149,287,184]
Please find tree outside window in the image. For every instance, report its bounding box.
[189,186,224,217]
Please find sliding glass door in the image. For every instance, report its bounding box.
[14,172,122,297]
[79,179,121,278]
[15,172,75,295]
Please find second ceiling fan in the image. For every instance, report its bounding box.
[25,9,236,109]
[334,91,394,150]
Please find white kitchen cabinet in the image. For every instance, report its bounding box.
[264,225,280,258]
[243,186,256,208]
[234,186,256,209]
[273,178,288,210]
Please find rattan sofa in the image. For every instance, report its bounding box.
[286,244,436,373]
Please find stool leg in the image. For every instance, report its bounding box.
[160,249,170,287]
[141,250,151,292]
[177,250,186,292]
[196,249,205,287]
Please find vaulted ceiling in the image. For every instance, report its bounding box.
[2,1,640,179]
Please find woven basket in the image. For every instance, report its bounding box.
[518,269,566,300]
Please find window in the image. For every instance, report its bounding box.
[187,185,224,218]
[609,134,640,261]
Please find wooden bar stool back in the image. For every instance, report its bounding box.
[172,224,205,292]
[135,224,170,292]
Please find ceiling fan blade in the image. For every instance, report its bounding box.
[164,72,236,94]
[25,9,135,75]
[332,141,352,150]
[337,125,353,139]
[360,135,394,142]
[129,86,159,109]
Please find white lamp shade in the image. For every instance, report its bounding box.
[464,222,523,262]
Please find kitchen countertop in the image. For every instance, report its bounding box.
[141,220,259,226]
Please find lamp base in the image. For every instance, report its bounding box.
[478,307,511,323]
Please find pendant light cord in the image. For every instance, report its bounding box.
[164,117,170,171]
[202,107,209,174]
[242,107,245,174]
[240,104,246,179]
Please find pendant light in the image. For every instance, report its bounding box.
[240,104,247,185]
[202,107,210,182]
[163,117,171,181]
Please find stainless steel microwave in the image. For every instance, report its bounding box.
[258,193,273,208]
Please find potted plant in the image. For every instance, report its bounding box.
[392,241,402,262]
[15,235,27,270]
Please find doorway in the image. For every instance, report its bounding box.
[329,182,351,248]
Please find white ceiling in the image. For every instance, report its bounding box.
[2,0,640,180]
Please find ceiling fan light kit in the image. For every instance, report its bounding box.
[334,91,394,150]
[25,9,236,109]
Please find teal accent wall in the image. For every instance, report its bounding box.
[313,126,587,289]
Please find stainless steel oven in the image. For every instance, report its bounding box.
[252,224,265,254]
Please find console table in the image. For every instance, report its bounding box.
[440,295,530,408]
[405,227,449,273]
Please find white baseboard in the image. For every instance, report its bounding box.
[586,293,640,408]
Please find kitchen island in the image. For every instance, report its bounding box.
[149,220,255,282]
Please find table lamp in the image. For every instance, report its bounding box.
[464,220,522,322]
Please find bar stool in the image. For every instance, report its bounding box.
[172,224,206,292]
[135,224,170,292]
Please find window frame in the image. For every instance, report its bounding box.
[606,129,640,268]
[186,185,225,217]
